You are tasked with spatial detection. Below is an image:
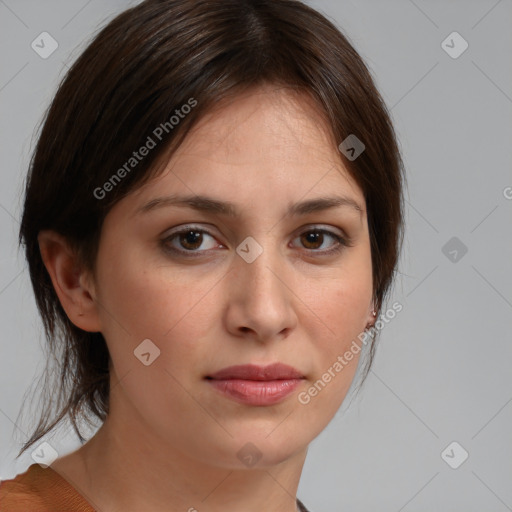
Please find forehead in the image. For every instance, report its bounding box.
[175,85,340,165]
[122,85,365,219]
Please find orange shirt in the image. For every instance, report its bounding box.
[1,463,311,511]
[0,463,95,511]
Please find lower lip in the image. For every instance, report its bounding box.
[207,378,303,406]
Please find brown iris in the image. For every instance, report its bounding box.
[300,231,324,250]
[179,230,203,250]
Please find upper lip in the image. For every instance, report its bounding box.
[207,363,304,381]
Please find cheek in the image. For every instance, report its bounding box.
[296,255,372,401]
[96,245,209,335]
[305,285,367,390]
[294,281,370,426]
[95,249,222,376]
[302,261,372,341]
[95,259,219,413]
[319,280,371,339]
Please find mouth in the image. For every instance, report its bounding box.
[205,363,305,406]
[207,363,304,381]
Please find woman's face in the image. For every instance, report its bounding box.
[89,85,374,468]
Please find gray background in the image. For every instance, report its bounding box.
[1,1,511,510]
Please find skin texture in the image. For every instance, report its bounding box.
[40,84,375,512]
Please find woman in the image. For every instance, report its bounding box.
[0,0,405,510]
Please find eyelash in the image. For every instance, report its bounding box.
[161,225,353,258]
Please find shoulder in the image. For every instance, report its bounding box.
[0,464,94,511]
[1,464,49,511]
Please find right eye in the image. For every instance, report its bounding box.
[161,226,224,256]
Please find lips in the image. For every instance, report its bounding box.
[206,363,305,406]
[206,363,304,381]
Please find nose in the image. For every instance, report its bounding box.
[224,239,298,344]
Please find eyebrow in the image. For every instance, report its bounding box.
[135,193,364,218]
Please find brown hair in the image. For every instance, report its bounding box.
[16,0,405,458]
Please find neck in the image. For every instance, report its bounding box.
[54,408,306,512]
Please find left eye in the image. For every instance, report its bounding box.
[291,229,348,254]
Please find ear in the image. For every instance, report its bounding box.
[38,230,102,333]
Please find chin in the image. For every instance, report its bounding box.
[188,429,308,470]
